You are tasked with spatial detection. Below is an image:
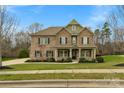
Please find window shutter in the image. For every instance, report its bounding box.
[87,37,89,44]
[82,37,83,44]
[60,37,61,44]
[66,37,67,44]
[38,38,40,45]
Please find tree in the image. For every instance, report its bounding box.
[27,23,43,33]
[0,6,17,67]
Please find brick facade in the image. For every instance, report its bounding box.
[30,19,96,61]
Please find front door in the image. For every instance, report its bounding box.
[72,49,78,59]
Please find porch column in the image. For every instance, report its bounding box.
[93,48,96,59]
[54,49,57,61]
[91,49,94,59]
[69,49,72,58]
[79,48,81,58]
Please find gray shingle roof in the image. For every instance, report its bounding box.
[31,27,63,36]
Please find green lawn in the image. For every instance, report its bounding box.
[2,58,16,61]
[0,73,124,80]
[1,55,124,71]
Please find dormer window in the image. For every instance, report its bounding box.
[72,25,76,31]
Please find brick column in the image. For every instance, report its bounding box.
[70,49,72,58]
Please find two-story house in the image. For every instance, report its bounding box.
[30,19,96,61]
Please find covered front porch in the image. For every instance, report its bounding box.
[54,48,96,61]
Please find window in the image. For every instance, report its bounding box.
[82,36,88,45]
[35,50,41,58]
[39,37,50,45]
[60,37,67,45]
[86,50,91,57]
[72,25,76,31]
[72,36,77,44]
[58,50,63,57]
[46,50,53,58]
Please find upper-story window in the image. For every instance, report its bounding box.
[38,37,50,45]
[72,25,76,31]
[60,37,67,45]
[72,36,77,44]
[82,36,89,45]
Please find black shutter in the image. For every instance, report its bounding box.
[35,51,36,57]
[38,38,40,45]
[66,37,67,44]
[87,37,89,44]
[82,37,83,44]
[60,37,61,44]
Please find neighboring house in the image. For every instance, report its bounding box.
[30,19,96,61]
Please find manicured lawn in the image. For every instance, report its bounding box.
[2,58,17,61]
[0,73,124,80]
[1,55,124,71]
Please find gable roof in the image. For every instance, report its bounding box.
[31,19,94,36]
[68,19,79,25]
[31,27,63,36]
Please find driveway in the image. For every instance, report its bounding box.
[2,58,29,66]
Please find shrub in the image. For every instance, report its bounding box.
[92,59,96,63]
[46,58,55,62]
[79,57,86,63]
[56,58,72,62]
[64,57,72,62]
[25,60,42,62]
[79,58,96,63]
[96,56,104,63]
[18,49,29,58]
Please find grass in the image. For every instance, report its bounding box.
[1,55,124,71]
[2,58,16,61]
[0,73,124,80]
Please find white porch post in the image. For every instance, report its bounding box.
[70,49,72,58]
[91,49,94,59]
[55,49,57,61]
[79,48,81,58]
[93,48,96,59]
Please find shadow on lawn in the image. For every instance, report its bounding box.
[0,66,13,70]
[114,63,124,67]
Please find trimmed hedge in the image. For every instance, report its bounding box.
[79,57,96,63]
[25,60,42,62]
[46,58,55,62]
[57,58,72,62]
[96,56,104,63]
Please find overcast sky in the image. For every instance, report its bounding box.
[7,5,116,31]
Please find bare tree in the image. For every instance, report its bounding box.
[27,23,43,33]
[0,6,17,67]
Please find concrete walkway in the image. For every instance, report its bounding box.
[0,79,124,88]
[3,58,29,66]
[1,69,124,75]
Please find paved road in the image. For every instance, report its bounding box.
[0,79,124,88]
[3,58,29,66]
[1,69,124,74]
